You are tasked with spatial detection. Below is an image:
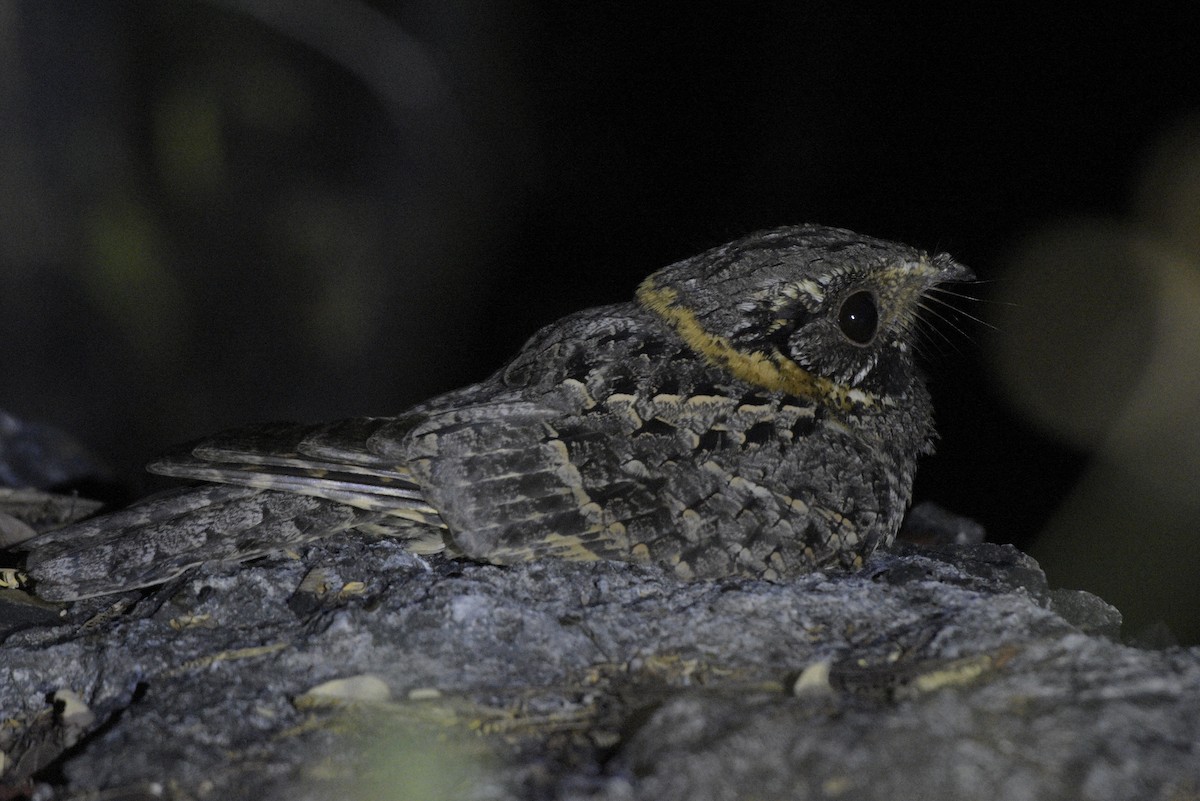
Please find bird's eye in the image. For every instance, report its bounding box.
[837,291,878,345]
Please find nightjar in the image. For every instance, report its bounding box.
[22,224,972,600]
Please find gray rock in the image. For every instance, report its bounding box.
[1,535,1196,801]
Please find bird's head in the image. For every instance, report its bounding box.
[637,224,973,411]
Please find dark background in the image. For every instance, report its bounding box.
[3,3,1197,637]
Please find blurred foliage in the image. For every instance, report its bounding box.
[993,115,1200,642]
[0,0,532,491]
[349,725,490,801]
[83,194,186,364]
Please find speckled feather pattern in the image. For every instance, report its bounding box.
[23,224,971,600]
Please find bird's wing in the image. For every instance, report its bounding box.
[363,395,649,565]
[367,378,888,580]
[147,418,444,529]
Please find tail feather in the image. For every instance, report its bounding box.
[24,486,438,601]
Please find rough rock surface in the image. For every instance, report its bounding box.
[1,531,1197,801]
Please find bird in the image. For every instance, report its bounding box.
[21,224,972,601]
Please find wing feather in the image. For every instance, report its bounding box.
[146,419,443,528]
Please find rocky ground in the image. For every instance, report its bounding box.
[2,511,1198,800]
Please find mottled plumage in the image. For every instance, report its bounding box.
[23,225,971,600]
